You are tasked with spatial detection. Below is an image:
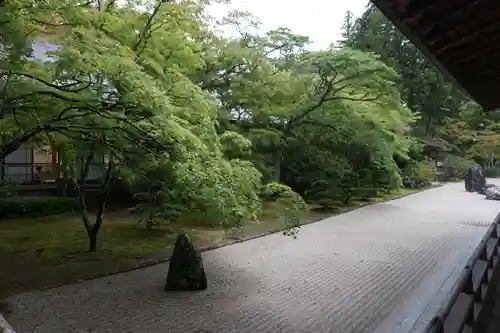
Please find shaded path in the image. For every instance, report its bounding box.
[6,182,500,333]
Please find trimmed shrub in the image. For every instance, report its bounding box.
[0,196,79,219]
[261,182,307,236]
[0,181,17,199]
[484,167,500,178]
[260,182,294,201]
[402,159,437,188]
[357,187,379,200]
[441,155,474,180]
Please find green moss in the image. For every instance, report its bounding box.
[0,214,177,298]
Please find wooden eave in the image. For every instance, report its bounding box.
[372,0,500,111]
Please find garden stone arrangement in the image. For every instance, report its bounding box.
[6,182,500,333]
[464,163,487,193]
[3,0,500,332]
[485,184,500,201]
[165,233,208,291]
[463,163,500,201]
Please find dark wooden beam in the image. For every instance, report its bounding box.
[371,0,474,103]
[434,25,500,56]
[372,0,500,111]
[402,0,473,27]
[451,45,500,65]
[424,8,500,49]
[440,33,500,63]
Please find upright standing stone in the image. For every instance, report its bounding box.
[165,233,207,291]
[470,163,486,193]
[464,170,473,192]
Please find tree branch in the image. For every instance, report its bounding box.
[0,100,130,160]
[5,89,96,106]
[0,70,12,119]
[133,0,168,55]
[294,120,350,137]
[287,75,337,129]
[1,71,92,93]
[76,151,95,233]
[0,129,45,160]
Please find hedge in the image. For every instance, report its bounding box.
[0,196,79,219]
[484,167,500,178]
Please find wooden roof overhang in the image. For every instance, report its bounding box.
[371,0,500,111]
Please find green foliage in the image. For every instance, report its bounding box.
[262,182,306,236]
[0,181,17,199]
[0,196,79,219]
[129,163,183,231]
[0,1,264,248]
[343,5,465,136]
[219,131,252,160]
[484,167,500,178]
[440,102,500,169]
[3,0,497,253]
[339,5,499,188]
[402,160,437,188]
[172,156,263,230]
[261,182,294,200]
[337,171,358,204]
[441,154,474,179]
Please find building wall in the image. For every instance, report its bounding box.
[56,154,106,182]
[2,144,105,183]
[1,41,104,184]
[87,156,106,180]
[3,144,33,182]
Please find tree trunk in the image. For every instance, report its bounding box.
[75,152,96,251]
[86,155,114,252]
[88,199,105,252]
[146,186,155,230]
[0,159,4,182]
[272,149,282,182]
[87,228,98,252]
[424,113,433,136]
[0,134,4,182]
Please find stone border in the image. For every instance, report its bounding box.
[4,185,439,299]
[122,186,439,272]
[65,186,440,286]
[0,185,440,332]
[0,313,15,333]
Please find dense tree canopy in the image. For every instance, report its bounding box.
[1,0,497,251]
[341,4,499,175]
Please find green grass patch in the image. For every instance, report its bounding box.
[0,214,179,298]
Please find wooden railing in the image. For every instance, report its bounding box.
[424,212,500,333]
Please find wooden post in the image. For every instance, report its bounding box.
[0,135,4,182]
[51,144,60,179]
